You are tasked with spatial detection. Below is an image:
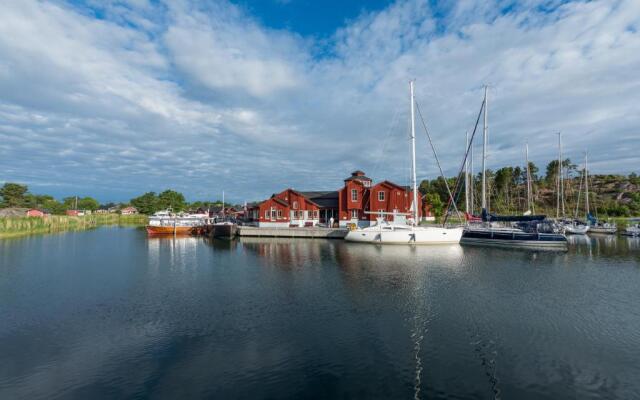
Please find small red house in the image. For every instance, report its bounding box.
[26,209,47,217]
[121,206,138,215]
[66,210,82,216]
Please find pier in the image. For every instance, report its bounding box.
[237,226,348,239]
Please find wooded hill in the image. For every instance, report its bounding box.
[419,159,640,218]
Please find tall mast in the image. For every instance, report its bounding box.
[556,132,561,219]
[481,85,488,212]
[465,131,470,213]
[470,137,474,214]
[409,80,418,226]
[222,190,225,216]
[585,151,590,217]
[526,141,532,212]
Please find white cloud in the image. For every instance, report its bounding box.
[0,0,638,202]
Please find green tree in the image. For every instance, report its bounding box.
[0,183,28,207]
[425,193,444,218]
[157,190,186,211]
[130,192,158,215]
[78,197,100,211]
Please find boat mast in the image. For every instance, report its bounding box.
[585,151,589,218]
[482,85,488,212]
[556,132,562,219]
[526,141,532,213]
[222,191,225,217]
[465,131,470,213]
[470,137,474,214]
[410,80,418,226]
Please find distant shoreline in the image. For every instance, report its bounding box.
[0,214,148,239]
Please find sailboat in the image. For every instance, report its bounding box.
[344,81,463,244]
[583,153,617,234]
[460,86,567,250]
[556,135,588,235]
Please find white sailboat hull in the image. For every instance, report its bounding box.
[378,226,463,244]
[344,229,383,243]
[563,224,589,235]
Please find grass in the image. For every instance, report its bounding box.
[0,214,148,238]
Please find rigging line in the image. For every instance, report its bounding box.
[441,97,485,225]
[414,101,463,225]
[371,102,403,180]
[361,103,403,214]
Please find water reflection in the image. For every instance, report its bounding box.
[2,229,640,400]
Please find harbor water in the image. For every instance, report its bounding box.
[1,228,639,399]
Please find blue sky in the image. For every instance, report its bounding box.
[0,0,639,203]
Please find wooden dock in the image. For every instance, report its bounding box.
[237,226,348,239]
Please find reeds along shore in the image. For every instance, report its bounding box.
[0,214,148,238]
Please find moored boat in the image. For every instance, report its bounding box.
[146,210,207,236]
[623,219,640,237]
[344,81,463,245]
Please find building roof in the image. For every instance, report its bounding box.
[299,191,339,209]
[344,170,372,182]
[0,207,29,217]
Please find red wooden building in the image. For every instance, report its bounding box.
[337,171,422,227]
[247,170,427,228]
[247,189,321,227]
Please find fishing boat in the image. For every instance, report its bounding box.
[460,86,567,250]
[146,210,207,235]
[345,81,463,244]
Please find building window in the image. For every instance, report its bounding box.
[378,191,385,201]
[278,209,283,218]
[293,201,298,209]
[314,210,318,218]
[378,209,384,218]
[351,210,358,219]
[264,210,269,219]
[364,181,370,187]
[351,189,358,202]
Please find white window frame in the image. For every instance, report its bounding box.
[378,191,385,201]
[264,210,269,219]
[351,189,358,202]
[293,201,298,210]
[351,210,358,219]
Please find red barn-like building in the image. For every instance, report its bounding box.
[247,170,426,228]
[247,189,321,227]
[337,171,422,227]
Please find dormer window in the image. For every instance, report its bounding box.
[364,181,370,187]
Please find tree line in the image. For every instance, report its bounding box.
[0,183,227,216]
[419,159,640,218]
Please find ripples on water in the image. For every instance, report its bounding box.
[1,228,640,399]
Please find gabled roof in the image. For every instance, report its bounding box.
[272,197,289,207]
[371,180,411,191]
[283,188,321,207]
[299,191,339,208]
